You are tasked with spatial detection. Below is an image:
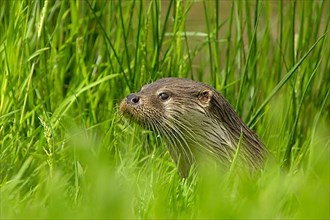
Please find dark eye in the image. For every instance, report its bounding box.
[159,92,169,101]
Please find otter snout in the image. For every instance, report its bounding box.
[126,94,140,104]
[120,93,141,117]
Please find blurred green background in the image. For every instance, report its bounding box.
[0,0,329,219]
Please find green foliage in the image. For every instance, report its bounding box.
[0,0,329,219]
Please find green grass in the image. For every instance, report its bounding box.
[0,0,329,219]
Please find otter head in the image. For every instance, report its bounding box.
[120,77,213,129]
[120,77,265,177]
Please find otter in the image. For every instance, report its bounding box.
[120,78,266,177]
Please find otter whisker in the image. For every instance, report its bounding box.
[161,117,194,166]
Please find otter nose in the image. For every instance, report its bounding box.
[126,94,140,104]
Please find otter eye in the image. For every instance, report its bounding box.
[159,92,169,101]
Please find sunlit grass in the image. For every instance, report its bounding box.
[0,0,329,219]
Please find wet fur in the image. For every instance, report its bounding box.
[120,78,266,177]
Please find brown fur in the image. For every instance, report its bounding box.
[120,78,266,177]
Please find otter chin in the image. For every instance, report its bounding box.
[120,77,266,177]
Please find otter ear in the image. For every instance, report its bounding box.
[198,89,212,106]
